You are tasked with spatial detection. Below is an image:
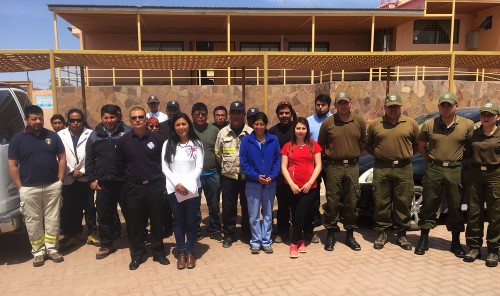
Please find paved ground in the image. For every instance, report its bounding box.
[1,211,498,296]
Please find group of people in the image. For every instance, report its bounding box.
[7,92,498,270]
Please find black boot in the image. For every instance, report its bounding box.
[450,231,466,258]
[324,229,335,251]
[414,229,430,255]
[345,229,361,251]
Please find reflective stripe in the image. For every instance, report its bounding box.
[45,234,58,244]
[223,147,237,152]
[31,237,45,249]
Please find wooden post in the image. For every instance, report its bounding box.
[49,50,58,113]
[80,66,87,119]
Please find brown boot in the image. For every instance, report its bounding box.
[186,253,196,269]
[177,251,186,270]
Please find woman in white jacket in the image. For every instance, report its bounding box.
[57,109,93,249]
[161,113,204,269]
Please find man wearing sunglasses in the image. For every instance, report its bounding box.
[86,104,131,261]
[116,107,168,270]
[269,101,296,243]
[192,102,223,242]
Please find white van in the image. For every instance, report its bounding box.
[0,84,32,233]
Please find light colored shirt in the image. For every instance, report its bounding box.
[161,140,204,201]
[307,112,332,141]
[147,111,168,123]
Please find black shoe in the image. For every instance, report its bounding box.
[414,229,429,255]
[209,232,224,242]
[324,229,335,251]
[153,255,170,265]
[129,259,142,270]
[345,229,361,251]
[485,252,498,267]
[222,235,234,248]
[450,232,466,258]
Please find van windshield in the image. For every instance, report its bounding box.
[0,90,25,144]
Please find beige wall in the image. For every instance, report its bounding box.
[55,80,499,128]
[474,6,500,51]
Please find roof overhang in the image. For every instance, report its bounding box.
[425,0,500,14]
[48,5,424,35]
[2,50,500,72]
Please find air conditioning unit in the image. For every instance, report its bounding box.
[466,31,479,50]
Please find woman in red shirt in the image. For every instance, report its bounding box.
[281,117,322,258]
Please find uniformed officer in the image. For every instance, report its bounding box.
[318,91,367,251]
[215,101,253,248]
[463,102,499,267]
[367,93,419,250]
[415,93,475,257]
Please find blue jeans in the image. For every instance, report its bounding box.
[199,172,222,234]
[246,182,276,248]
[166,192,201,253]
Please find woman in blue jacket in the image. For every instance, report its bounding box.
[240,112,281,254]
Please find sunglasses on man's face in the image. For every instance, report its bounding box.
[148,125,160,129]
[193,112,208,118]
[131,115,145,120]
[68,118,83,123]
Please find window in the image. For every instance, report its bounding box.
[240,42,280,51]
[413,20,460,44]
[142,41,184,51]
[0,90,25,144]
[289,42,329,52]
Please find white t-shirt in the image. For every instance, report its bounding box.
[161,140,204,202]
[146,111,168,123]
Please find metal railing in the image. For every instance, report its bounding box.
[58,66,500,87]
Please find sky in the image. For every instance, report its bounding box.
[0,0,382,89]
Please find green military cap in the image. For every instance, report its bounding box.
[335,91,351,103]
[480,102,499,115]
[438,92,458,105]
[384,93,402,106]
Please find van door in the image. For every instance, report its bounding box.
[0,89,26,217]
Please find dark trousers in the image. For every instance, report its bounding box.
[125,179,165,260]
[84,189,97,234]
[96,180,128,247]
[61,181,90,235]
[167,192,201,253]
[161,194,174,235]
[221,175,249,236]
[276,174,291,236]
[199,173,222,234]
[312,166,327,228]
[285,185,317,244]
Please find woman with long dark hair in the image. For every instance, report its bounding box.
[240,112,281,254]
[161,113,204,269]
[280,117,322,258]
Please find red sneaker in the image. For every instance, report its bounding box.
[297,240,307,253]
[289,244,299,258]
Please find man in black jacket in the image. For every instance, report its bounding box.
[85,104,131,260]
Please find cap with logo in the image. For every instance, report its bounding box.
[166,100,180,109]
[147,95,159,104]
[246,108,259,117]
[384,93,402,106]
[438,92,458,105]
[335,91,351,103]
[230,101,245,111]
[480,102,499,115]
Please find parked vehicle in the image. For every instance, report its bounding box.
[357,107,482,230]
[0,84,31,233]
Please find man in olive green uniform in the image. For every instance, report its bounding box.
[367,93,419,250]
[415,93,475,258]
[318,91,367,252]
[463,102,499,267]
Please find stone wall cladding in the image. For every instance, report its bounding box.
[55,81,499,128]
